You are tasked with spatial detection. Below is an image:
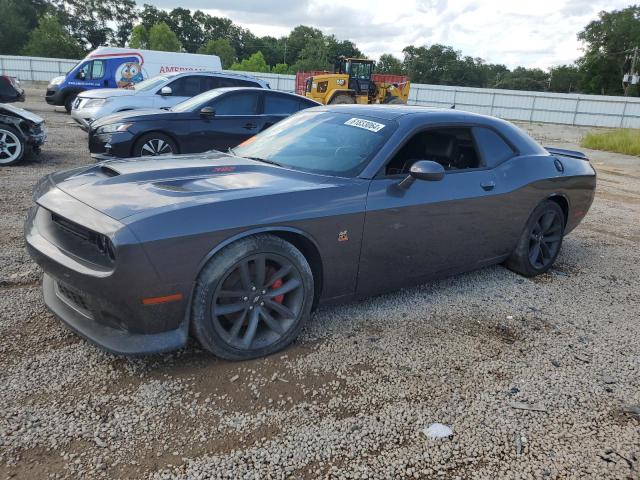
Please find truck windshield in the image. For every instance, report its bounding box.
[133,76,168,91]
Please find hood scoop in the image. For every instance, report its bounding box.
[100,165,121,178]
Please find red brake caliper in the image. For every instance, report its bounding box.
[271,278,284,304]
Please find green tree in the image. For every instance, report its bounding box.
[22,15,84,58]
[285,25,323,65]
[0,0,49,55]
[291,37,331,72]
[549,65,581,93]
[128,24,148,49]
[50,0,137,50]
[271,63,290,74]
[376,53,404,75]
[168,7,203,53]
[576,5,640,95]
[198,38,236,69]
[148,22,181,52]
[229,51,269,73]
[495,67,549,91]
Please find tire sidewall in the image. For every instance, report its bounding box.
[191,235,314,360]
[0,124,26,166]
[64,94,76,113]
[508,200,565,276]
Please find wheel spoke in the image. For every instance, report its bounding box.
[142,143,155,154]
[540,241,551,260]
[254,255,266,288]
[214,302,246,316]
[529,243,541,266]
[229,308,248,339]
[264,298,295,319]
[541,212,555,231]
[0,133,6,142]
[547,224,562,234]
[218,290,247,298]
[266,278,301,298]
[238,261,251,289]
[265,264,292,287]
[543,234,561,243]
[532,221,542,235]
[259,308,284,335]
[242,308,260,348]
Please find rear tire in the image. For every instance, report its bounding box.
[506,200,565,277]
[191,235,314,360]
[330,94,356,104]
[133,133,177,157]
[0,125,26,166]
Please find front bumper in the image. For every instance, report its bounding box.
[71,109,93,131]
[25,194,191,355]
[45,86,64,106]
[88,130,134,158]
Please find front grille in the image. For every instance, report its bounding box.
[56,281,91,316]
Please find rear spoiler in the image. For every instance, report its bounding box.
[545,147,589,161]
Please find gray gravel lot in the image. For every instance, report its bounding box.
[1,88,639,479]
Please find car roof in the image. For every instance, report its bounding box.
[163,70,269,85]
[207,87,320,102]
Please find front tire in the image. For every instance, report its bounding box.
[506,200,565,277]
[330,94,356,104]
[64,94,76,114]
[191,235,314,360]
[133,133,177,157]
[0,125,26,166]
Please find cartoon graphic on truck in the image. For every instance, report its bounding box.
[116,62,145,89]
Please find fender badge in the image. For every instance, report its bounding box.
[338,230,349,242]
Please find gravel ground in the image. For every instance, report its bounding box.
[1,88,639,479]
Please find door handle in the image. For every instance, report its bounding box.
[243,123,257,130]
[480,181,495,191]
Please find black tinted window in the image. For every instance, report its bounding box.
[264,94,301,114]
[168,76,202,97]
[213,93,259,115]
[201,76,220,91]
[473,127,515,168]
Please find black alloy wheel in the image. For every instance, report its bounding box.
[192,235,314,360]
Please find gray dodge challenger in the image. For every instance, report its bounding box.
[25,105,596,360]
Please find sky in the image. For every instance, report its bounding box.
[141,0,634,69]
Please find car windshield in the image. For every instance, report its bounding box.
[232,110,394,177]
[133,76,169,91]
[171,89,226,112]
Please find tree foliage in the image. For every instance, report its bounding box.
[147,22,181,52]
[376,54,404,75]
[198,39,236,69]
[22,15,84,58]
[229,51,270,73]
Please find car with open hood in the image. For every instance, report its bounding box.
[25,105,596,359]
[0,103,46,166]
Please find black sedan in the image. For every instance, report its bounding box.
[88,87,320,158]
[26,106,596,360]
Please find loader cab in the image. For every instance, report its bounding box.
[335,57,376,97]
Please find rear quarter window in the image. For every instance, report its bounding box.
[473,127,515,168]
[264,94,302,114]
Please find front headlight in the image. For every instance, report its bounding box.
[82,98,107,108]
[48,76,64,87]
[96,123,133,134]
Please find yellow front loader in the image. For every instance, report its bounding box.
[298,57,410,105]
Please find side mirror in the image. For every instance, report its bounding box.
[200,106,215,119]
[77,71,86,80]
[398,160,445,189]
[160,86,172,96]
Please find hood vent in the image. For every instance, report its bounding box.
[100,165,120,178]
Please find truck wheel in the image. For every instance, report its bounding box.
[0,125,25,166]
[191,234,314,360]
[64,94,76,113]
[384,97,405,104]
[330,94,356,104]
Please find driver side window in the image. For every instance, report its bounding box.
[385,127,482,175]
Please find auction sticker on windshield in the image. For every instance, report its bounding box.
[344,118,386,132]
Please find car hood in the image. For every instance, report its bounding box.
[43,152,334,221]
[0,103,44,124]
[78,88,138,100]
[92,109,178,127]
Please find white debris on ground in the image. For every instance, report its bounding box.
[423,423,453,439]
